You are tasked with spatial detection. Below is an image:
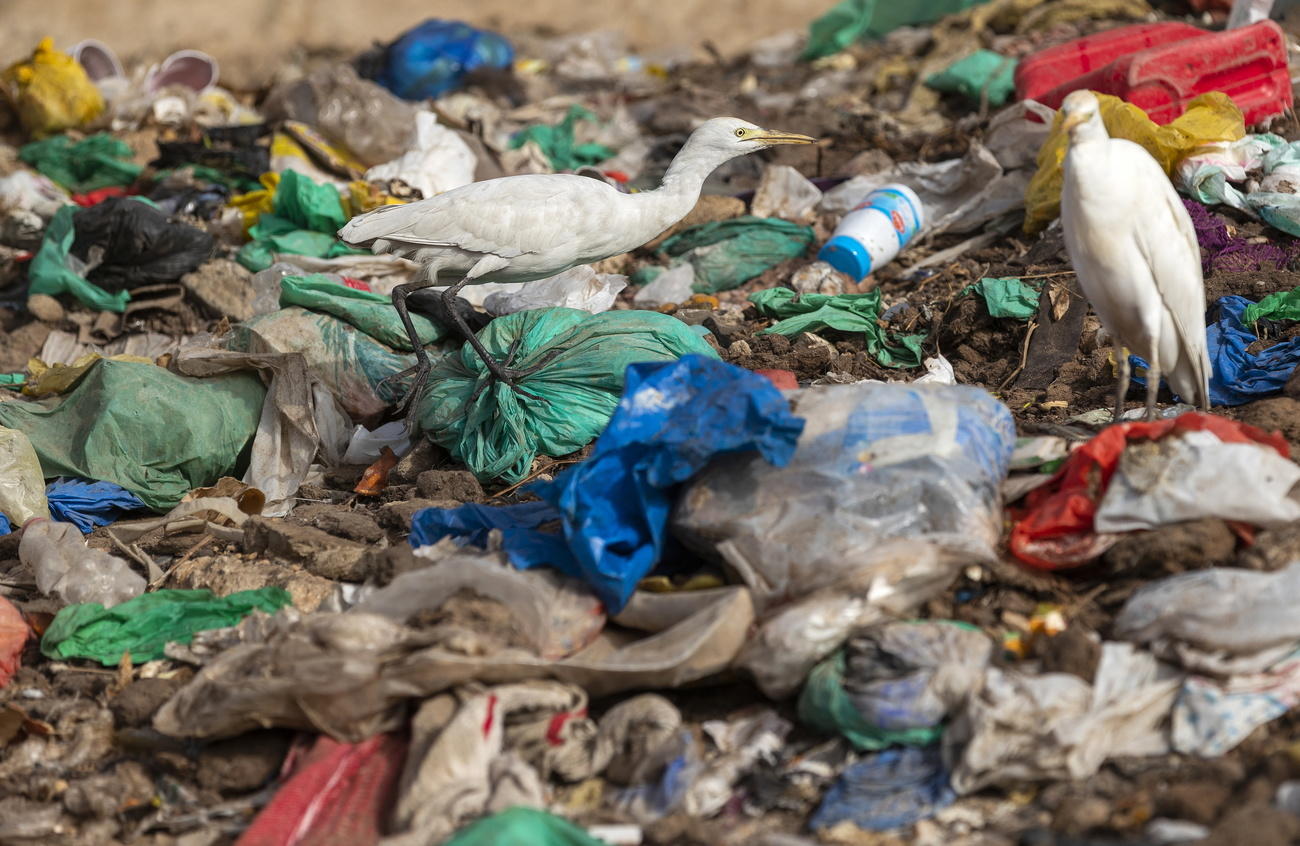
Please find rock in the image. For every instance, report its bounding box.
[390,437,442,485]
[791,260,848,295]
[704,311,749,347]
[180,259,255,322]
[1200,803,1300,846]
[169,553,337,611]
[415,469,484,502]
[110,678,186,728]
[25,293,64,323]
[1103,518,1237,575]
[1238,397,1300,455]
[243,517,371,581]
[378,498,461,531]
[292,504,384,543]
[197,731,292,795]
[1155,781,1231,826]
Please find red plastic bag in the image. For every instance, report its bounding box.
[0,596,29,687]
[1009,413,1289,569]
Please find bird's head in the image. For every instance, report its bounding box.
[687,117,817,160]
[1060,90,1105,140]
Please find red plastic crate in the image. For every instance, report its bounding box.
[1015,20,1292,125]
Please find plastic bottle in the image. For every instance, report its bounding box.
[20,519,145,608]
[0,427,50,527]
[817,184,924,281]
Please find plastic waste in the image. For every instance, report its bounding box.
[415,308,719,484]
[365,110,476,198]
[69,196,215,291]
[1010,413,1291,569]
[279,274,444,350]
[1015,21,1291,127]
[1172,648,1300,757]
[674,382,1016,697]
[481,266,628,316]
[0,359,265,512]
[749,287,924,368]
[443,804,607,846]
[0,595,26,688]
[342,422,414,466]
[798,621,993,751]
[412,355,804,612]
[0,38,104,137]
[685,710,791,817]
[751,165,823,223]
[510,105,615,172]
[963,277,1041,320]
[378,19,514,101]
[27,205,130,312]
[0,427,51,527]
[1024,91,1244,233]
[249,262,299,316]
[818,184,924,282]
[19,133,142,192]
[45,478,146,533]
[0,170,70,220]
[925,50,1017,107]
[801,0,993,61]
[808,747,956,832]
[235,170,361,272]
[633,264,696,309]
[657,216,814,294]
[41,587,292,666]
[20,518,145,608]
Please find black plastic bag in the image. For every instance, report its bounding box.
[70,197,215,292]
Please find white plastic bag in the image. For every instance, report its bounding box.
[481,266,628,316]
[365,110,477,199]
[21,519,145,608]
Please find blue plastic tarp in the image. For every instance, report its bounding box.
[46,478,147,534]
[408,354,806,612]
[810,746,956,832]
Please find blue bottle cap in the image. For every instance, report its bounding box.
[818,235,873,281]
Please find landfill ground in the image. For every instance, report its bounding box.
[7,1,1300,845]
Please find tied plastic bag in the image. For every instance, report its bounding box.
[379,19,514,101]
[415,308,718,483]
[674,382,1016,697]
[1024,91,1245,233]
[0,38,104,137]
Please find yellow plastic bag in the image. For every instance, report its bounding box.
[0,38,104,138]
[1023,91,1245,234]
[228,172,280,234]
[24,354,154,399]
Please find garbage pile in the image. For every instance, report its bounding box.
[6,1,1300,844]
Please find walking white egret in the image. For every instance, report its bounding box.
[338,117,815,412]
[1058,90,1211,421]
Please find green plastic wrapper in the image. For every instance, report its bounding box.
[802,0,994,61]
[925,50,1017,107]
[42,588,292,666]
[657,216,814,293]
[750,287,924,368]
[272,168,348,233]
[509,104,615,172]
[963,277,1041,320]
[798,650,941,751]
[444,808,609,846]
[278,274,444,350]
[27,205,131,312]
[0,359,264,511]
[417,307,719,483]
[236,171,363,272]
[1243,286,1300,325]
[19,133,143,192]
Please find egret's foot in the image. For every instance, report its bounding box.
[378,360,432,424]
[468,344,563,403]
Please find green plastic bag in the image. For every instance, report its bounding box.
[802,0,994,61]
[236,171,364,272]
[657,216,814,293]
[444,808,608,846]
[798,650,941,750]
[19,133,143,192]
[0,359,264,511]
[1243,285,1300,325]
[27,205,131,312]
[925,50,1017,107]
[509,104,615,172]
[750,287,924,368]
[417,308,719,483]
[42,588,292,666]
[272,169,348,233]
[963,277,1040,320]
[278,274,444,350]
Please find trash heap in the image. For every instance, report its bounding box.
[5,2,1300,844]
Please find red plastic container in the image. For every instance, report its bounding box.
[1015,20,1292,125]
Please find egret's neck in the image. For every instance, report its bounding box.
[636,142,734,234]
[1069,115,1109,146]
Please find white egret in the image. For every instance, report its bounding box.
[1059,90,1211,421]
[338,117,815,412]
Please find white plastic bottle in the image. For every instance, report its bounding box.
[817,184,925,281]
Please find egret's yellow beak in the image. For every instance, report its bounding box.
[751,129,818,146]
[1061,111,1087,132]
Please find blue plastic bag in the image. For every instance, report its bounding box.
[46,478,146,534]
[381,19,514,101]
[810,747,956,832]
[409,354,805,612]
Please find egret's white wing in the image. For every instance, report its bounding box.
[339,174,620,259]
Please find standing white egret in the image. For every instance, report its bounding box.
[339,117,816,412]
[1059,90,1211,421]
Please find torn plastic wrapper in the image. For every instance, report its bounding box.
[365,110,477,198]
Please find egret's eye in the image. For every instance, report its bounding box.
[734,128,746,137]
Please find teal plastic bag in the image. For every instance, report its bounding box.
[42,588,292,666]
[657,216,814,293]
[509,104,615,171]
[444,808,609,846]
[416,308,719,482]
[799,650,941,750]
[750,287,924,368]
[27,205,130,312]
[802,0,994,61]
[0,359,264,511]
[925,50,1017,107]
[963,277,1040,320]
[19,133,142,192]
[278,274,444,350]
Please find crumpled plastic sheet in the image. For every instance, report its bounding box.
[21,518,145,608]
[656,216,814,294]
[945,643,1179,794]
[750,287,924,368]
[1179,133,1300,236]
[751,164,823,223]
[685,710,791,817]
[1173,648,1300,757]
[365,110,477,198]
[809,746,956,833]
[481,266,628,316]
[45,478,145,533]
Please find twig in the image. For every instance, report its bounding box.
[107,531,164,583]
[998,319,1038,391]
[488,459,582,501]
[1016,270,1077,280]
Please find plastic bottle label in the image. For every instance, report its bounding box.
[818,184,924,280]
